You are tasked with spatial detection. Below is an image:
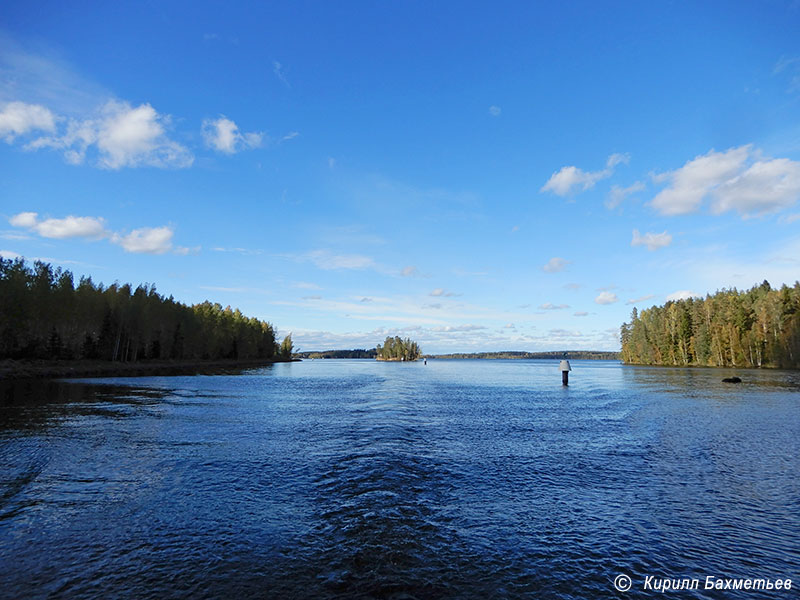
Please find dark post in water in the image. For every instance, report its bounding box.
[560,359,571,385]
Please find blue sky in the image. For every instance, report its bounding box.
[2,1,800,353]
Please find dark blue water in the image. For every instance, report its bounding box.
[1,360,798,598]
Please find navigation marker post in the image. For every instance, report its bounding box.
[559,359,571,386]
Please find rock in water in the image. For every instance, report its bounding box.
[722,376,742,383]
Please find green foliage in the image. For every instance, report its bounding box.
[620,280,800,368]
[280,334,293,359]
[376,336,421,361]
[296,349,377,359]
[0,258,279,362]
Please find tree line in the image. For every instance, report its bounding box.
[376,336,421,361]
[0,258,292,362]
[620,280,800,368]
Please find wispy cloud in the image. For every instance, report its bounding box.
[489,105,502,116]
[300,249,377,270]
[631,229,672,251]
[539,303,570,310]
[541,153,629,197]
[666,290,699,301]
[202,115,262,154]
[273,60,290,87]
[542,257,570,273]
[429,288,460,297]
[626,294,655,305]
[606,181,645,209]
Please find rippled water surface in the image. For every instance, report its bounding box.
[1,360,798,598]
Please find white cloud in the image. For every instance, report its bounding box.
[303,249,376,270]
[430,324,486,332]
[9,212,38,228]
[541,153,629,196]
[401,265,419,277]
[111,226,174,254]
[539,303,570,310]
[173,245,201,255]
[0,101,57,142]
[542,257,570,273]
[779,213,800,224]
[489,105,502,116]
[273,61,290,87]
[28,100,193,169]
[595,291,619,305]
[666,290,699,302]
[292,281,322,290]
[574,311,589,317]
[1,249,22,259]
[651,145,800,217]
[606,181,645,209]
[631,229,672,251]
[202,116,263,154]
[626,294,655,305]
[430,288,459,297]
[712,159,800,215]
[10,211,107,239]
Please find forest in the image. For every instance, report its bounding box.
[431,350,620,360]
[620,281,800,368]
[0,258,291,362]
[376,336,422,361]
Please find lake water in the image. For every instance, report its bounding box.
[1,359,798,598]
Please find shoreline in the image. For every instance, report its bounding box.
[0,357,296,381]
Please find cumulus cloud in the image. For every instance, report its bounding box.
[651,145,800,217]
[27,100,193,169]
[9,211,107,239]
[631,229,672,251]
[0,101,57,142]
[8,210,188,255]
[666,290,699,302]
[542,257,570,273]
[202,116,263,154]
[595,291,619,305]
[606,181,645,209]
[541,153,629,196]
[111,226,174,254]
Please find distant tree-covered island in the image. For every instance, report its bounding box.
[430,350,620,360]
[376,336,421,361]
[620,280,800,368]
[0,258,293,377]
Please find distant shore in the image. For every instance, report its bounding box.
[0,357,294,381]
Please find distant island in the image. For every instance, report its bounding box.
[621,280,800,368]
[429,350,620,360]
[0,258,293,379]
[296,349,619,360]
[376,336,422,361]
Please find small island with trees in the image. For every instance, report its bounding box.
[376,336,422,361]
